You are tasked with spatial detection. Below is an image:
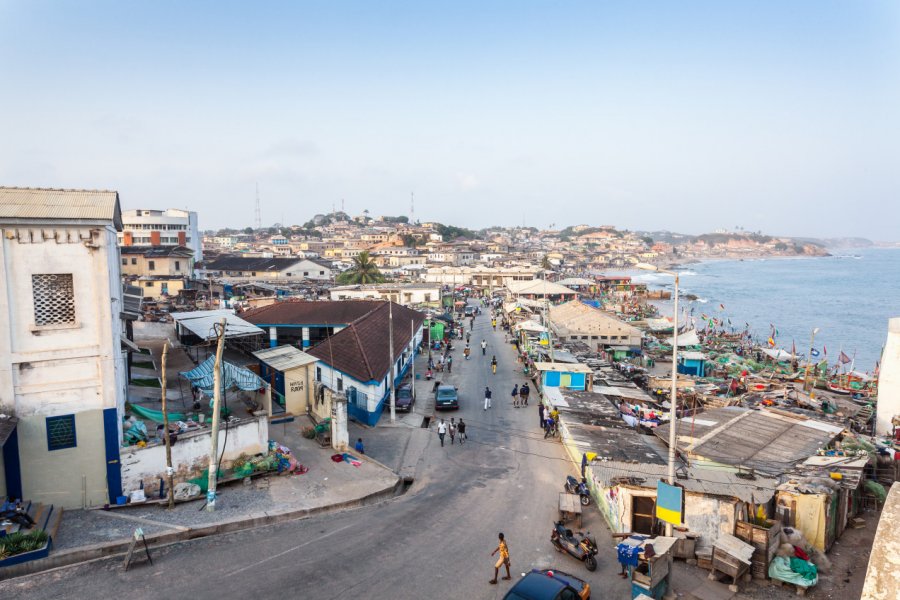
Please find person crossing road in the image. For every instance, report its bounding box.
[481,340,487,355]
[483,386,493,410]
[491,355,497,374]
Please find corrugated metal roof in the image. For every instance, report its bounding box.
[0,187,122,229]
[590,460,777,504]
[252,345,318,371]
[171,309,265,341]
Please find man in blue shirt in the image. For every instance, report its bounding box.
[354,438,365,454]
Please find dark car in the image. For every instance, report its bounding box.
[503,569,590,600]
[394,384,414,412]
[464,305,476,316]
[434,384,459,410]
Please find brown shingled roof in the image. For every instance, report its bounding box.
[241,300,384,326]
[307,302,425,383]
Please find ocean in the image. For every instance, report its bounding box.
[619,247,900,373]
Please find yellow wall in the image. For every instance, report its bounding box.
[140,278,186,300]
[17,410,109,508]
[283,364,314,415]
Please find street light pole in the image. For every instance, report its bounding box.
[636,263,679,536]
[803,327,820,392]
[667,272,679,537]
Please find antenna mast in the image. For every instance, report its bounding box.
[410,192,415,221]
[254,183,262,230]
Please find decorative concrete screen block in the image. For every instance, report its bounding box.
[31,273,76,326]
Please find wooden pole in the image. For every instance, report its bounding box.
[160,343,175,509]
[206,318,227,512]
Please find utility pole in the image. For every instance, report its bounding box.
[666,272,680,537]
[206,318,227,512]
[388,301,396,423]
[410,319,416,402]
[160,343,175,509]
[803,327,820,392]
[254,183,262,230]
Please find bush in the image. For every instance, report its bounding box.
[0,530,49,558]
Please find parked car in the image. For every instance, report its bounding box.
[434,384,459,410]
[394,384,414,412]
[503,569,590,600]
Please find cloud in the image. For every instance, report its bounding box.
[457,173,479,191]
[261,139,319,158]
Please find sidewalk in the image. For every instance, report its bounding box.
[0,419,400,581]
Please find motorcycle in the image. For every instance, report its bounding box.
[551,521,598,571]
[564,475,591,506]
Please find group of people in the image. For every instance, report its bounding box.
[436,417,467,446]
[539,403,560,438]
[509,382,530,407]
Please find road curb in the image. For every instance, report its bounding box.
[0,476,402,582]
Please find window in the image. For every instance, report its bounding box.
[337,377,343,392]
[320,271,325,275]
[303,271,309,276]
[316,367,322,382]
[46,415,77,450]
[581,335,588,340]
[174,261,181,271]
[32,274,76,326]
[145,282,153,287]
[122,258,127,265]
[148,260,155,271]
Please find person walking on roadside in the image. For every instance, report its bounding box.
[521,382,530,406]
[489,532,511,584]
[437,419,447,447]
[481,339,487,355]
[484,386,493,410]
[464,345,471,360]
[538,403,545,427]
[466,331,471,344]
[449,418,457,445]
[511,384,519,408]
[447,355,453,373]
[491,317,497,331]
[491,355,498,374]
[457,418,467,443]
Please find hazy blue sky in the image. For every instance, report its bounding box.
[1,1,898,238]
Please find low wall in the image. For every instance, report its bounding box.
[120,415,269,496]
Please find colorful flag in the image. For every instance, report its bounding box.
[719,303,726,311]
[767,337,776,347]
[839,351,852,364]
[823,344,827,356]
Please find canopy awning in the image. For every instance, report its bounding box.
[180,355,269,395]
[514,320,549,333]
[666,329,701,347]
[763,348,796,361]
[171,309,266,341]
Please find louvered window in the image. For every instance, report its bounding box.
[32,274,76,326]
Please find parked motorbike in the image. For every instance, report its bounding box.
[550,521,598,571]
[564,475,591,506]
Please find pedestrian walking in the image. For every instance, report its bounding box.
[437,419,447,447]
[447,355,453,373]
[449,418,457,444]
[464,345,471,360]
[511,384,519,408]
[491,355,497,374]
[457,418,467,443]
[484,386,493,410]
[489,532,511,584]
[481,340,487,355]
[538,403,545,427]
[466,331,471,343]
[521,382,530,406]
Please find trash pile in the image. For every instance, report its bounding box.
[767,527,830,589]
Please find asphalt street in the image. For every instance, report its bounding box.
[1,300,630,600]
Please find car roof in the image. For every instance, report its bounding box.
[505,572,567,599]
[437,384,456,391]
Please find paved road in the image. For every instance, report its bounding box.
[2,301,629,599]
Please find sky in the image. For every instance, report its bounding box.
[1,1,899,238]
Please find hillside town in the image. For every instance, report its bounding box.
[1,188,897,600]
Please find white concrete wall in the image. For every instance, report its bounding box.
[120,415,269,495]
[876,317,900,436]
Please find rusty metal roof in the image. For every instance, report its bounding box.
[0,187,122,229]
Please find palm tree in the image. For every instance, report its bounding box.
[337,251,385,284]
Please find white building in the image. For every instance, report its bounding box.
[329,283,441,306]
[876,317,900,436]
[118,208,202,262]
[202,255,332,281]
[0,187,128,508]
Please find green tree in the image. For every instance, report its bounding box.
[243,227,254,234]
[541,255,553,270]
[336,251,386,284]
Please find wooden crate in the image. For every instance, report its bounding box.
[735,520,781,579]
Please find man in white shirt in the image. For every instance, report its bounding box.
[437,419,447,447]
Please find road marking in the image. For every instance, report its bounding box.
[224,523,355,578]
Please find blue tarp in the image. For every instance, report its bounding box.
[180,355,269,395]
